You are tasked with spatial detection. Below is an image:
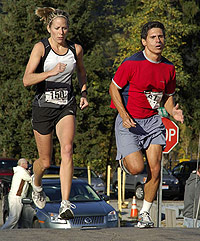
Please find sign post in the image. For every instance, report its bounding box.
[157,117,179,227]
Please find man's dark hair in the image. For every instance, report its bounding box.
[141,21,165,40]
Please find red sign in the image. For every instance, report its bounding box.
[162,117,179,154]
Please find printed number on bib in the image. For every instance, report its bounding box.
[45,89,69,105]
[144,91,163,109]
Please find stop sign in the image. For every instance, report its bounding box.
[162,117,179,154]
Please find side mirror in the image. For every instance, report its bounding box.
[100,194,110,201]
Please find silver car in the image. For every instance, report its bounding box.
[3,178,118,229]
[112,163,180,200]
[73,167,105,195]
[43,166,106,195]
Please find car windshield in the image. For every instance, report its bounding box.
[73,169,98,178]
[43,182,101,202]
[44,168,59,175]
[163,167,169,175]
[0,160,17,170]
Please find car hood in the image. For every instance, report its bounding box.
[0,169,13,174]
[92,178,104,185]
[77,177,103,185]
[43,200,114,216]
[163,174,178,184]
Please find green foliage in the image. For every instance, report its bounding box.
[179,0,199,23]
[0,0,120,173]
[0,0,43,159]
[176,0,200,156]
[0,0,199,173]
[73,38,119,170]
[113,0,200,160]
[114,0,196,88]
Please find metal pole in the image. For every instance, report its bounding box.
[87,165,91,185]
[122,170,126,204]
[107,165,111,203]
[157,154,163,227]
[194,132,200,227]
[118,167,122,227]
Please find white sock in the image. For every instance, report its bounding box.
[140,199,152,214]
[32,176,43,192]
[61,200,70,204]
[33,185,42,192]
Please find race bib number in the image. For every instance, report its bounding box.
[45,89,69,105]
[144,91,163,109]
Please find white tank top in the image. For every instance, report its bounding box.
[33,38,77,108]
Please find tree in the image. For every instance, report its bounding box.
[0,0,122,173]
[173,0,200,159]
[0,0,44,159]
[1,0,198,173]
[73,39,118,170]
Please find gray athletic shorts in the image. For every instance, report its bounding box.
[115,114,166,160]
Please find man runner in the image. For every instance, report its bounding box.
[109,21,184,228]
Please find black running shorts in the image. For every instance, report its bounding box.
[32,99,77,135]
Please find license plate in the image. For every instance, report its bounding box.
[162,185,169,190]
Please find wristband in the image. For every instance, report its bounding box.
[81,90,88,95]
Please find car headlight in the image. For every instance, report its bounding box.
[108,210,118,221]
[97,183,104,187]
[49,213,67,224]
[174,178,179,184]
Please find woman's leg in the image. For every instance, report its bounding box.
[56,115,75,201]
[55,115,75,219]
[33,130,53,187]
[32,130,53,209]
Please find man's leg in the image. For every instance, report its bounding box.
[122,150,144,174]
[137,144,162,228]
[144,144,162,203]
[123,144,162,228]
[1,197,22,229]
[121,145,162,203]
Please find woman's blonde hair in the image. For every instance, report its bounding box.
[35,7,69,27]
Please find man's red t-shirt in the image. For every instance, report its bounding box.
[110,51,176,119]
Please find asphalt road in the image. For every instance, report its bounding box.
[0,227,200,241]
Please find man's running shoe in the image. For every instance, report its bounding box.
[32,189,46,209]
[137,212,154,228]
[59,200,76,220]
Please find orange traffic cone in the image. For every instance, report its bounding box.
[130,196,138,219]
